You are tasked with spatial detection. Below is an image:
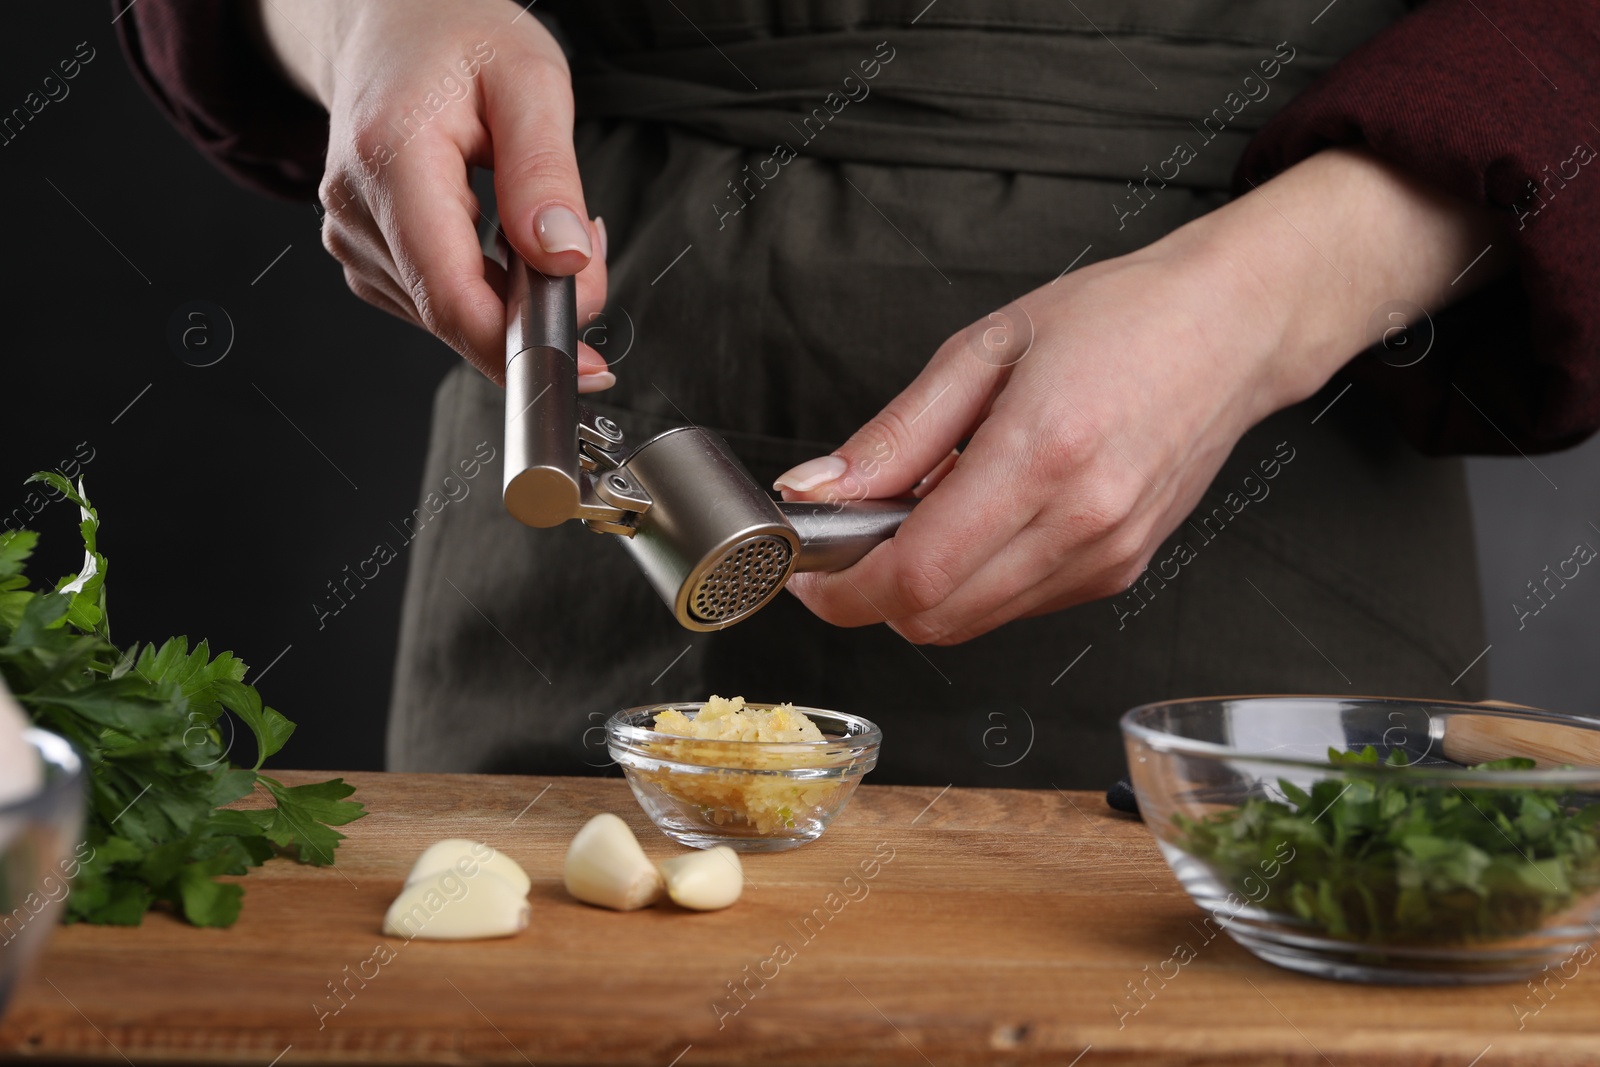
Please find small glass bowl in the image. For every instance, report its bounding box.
[606,703,881,852]
[1122,696,1600,985]
[2,729,87,1017]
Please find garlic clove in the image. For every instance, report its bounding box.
[405,838,530,897]
[564,813,663,911]
[382,868,530,940]
[658,846,743,911]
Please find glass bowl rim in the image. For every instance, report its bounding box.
[1120,693,1600,786]
[1,727,86,818]
[606,702,882,756]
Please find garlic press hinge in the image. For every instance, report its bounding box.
[576,406,651,537]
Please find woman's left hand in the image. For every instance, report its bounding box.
[777,148,1510,645]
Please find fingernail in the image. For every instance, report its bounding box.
[594,216,608,261]
[773,455,848,492]
[578,371,616,394]
[535,205,592,257]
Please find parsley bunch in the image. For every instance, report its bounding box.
[1176,746,1600,945]
[0,472,364,927]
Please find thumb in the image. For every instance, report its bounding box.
[775,321,1013,503]
[484,53,593,277]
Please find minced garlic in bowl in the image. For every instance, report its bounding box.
[607,697,881,850]
[652,695,824,744]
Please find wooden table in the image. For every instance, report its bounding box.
[3,773,1598,1066]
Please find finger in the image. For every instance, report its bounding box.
[483,50,593,277]
[913,449,961,498]
[576,215,608,322]
[773,320,1011,501]
[482,242,611,382]
[977,488,1201,641]
[889,513,1136,645]
[371,137,510,381]
[786,406,1049,627]
[322,204,419,317]
[343,267,422,326]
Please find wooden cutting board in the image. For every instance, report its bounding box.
[2,772,1597,1066]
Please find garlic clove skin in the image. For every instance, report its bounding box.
[564,813,664,911]
[382,868,530,940]
[405,838,531,897]
[658,846,743,911]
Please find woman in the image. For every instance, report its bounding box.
[118,0,1599,788]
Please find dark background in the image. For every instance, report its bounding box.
[5,4,1597,772]
[3,4,453,770]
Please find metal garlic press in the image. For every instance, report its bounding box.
[500,257,911,631]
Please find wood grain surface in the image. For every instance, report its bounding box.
[2,772,1598,1067]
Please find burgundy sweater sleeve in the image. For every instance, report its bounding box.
[114,0,327,200]
[1237,0,1600,456]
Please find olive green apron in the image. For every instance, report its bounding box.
[386,0,1484,789]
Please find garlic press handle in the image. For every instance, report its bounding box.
[780,499,914,572]
[502,256,581,528]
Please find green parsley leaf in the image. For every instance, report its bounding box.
[255,776,365,865]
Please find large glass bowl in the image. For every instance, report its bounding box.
[1122,696,1600,984]
[1,729,87,1017]
[607,703,880,852]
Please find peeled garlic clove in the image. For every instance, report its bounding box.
[564,813,663,911]
[658,846,743,911]
[382,868,529,940]
[405,838,531,897]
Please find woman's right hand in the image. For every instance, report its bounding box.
[258,0,612,389]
